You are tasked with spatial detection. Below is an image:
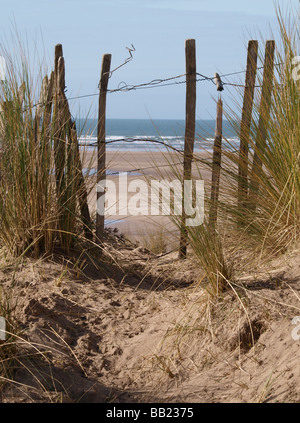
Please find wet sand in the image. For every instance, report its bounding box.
[81,149,212,241]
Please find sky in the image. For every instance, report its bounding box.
[0,0,299,120]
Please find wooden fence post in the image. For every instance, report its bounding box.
[209,98,223,231]
[34,76,48,143]
[36,76,48,125]
[249,40,275,210]
[42,71,54,143]
[53,43,63,164]
[179,39,196,259]
[52,45,93,240]
[96,54,111,243]
[70,119,93,240]
[238,40,258,222]
[53,55,66,196]
[54,44,63,81]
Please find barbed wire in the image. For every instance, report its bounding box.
[16,59,284,113]
[80,136,221,167]
[83,137,186,155]
[100,44,136,83]
[107,73,187,93]
[68,60,284,97]
[82,144,212,178]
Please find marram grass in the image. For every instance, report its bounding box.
[0,41,93,257]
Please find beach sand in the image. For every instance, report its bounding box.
[2,231,300,403]
[81,149,211,244]
[1,146,300,405]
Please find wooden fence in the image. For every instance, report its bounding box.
[1,38,275,257]
[95,38,275,257]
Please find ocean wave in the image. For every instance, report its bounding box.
[78,134,240,152]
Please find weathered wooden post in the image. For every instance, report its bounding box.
[35,76,48,126]
[96,54,111,243]
[42,71,54,143]
[249,40,275,210]
[209,98,223,231]
[52,45,92,240]
[179,39,196,259]
[34,76,48,143]
[54,44,63,80]
[52,45,64,194]
[238,40,258,222]
[54,55,67,195]
[70,119,93,240]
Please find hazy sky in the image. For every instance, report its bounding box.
[0,0,298,120]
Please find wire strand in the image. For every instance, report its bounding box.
[18,61,284,112]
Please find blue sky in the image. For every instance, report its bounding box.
[0,0,298,120]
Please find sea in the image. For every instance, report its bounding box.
[76,118,240,152]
